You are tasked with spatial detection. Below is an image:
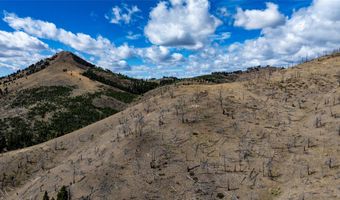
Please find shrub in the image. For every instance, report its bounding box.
[57,186,68,200]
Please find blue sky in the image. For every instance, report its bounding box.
[0,0,339,78]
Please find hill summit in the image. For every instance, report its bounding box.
[0,51,157,153]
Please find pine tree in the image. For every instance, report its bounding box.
[57,186,68,200]
[43,191,49,200]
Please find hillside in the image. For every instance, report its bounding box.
[0,51,142,152]
[0,53,339,199]
[0,51,283,153]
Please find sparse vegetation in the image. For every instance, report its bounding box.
[56,186,68,200]
[0,86,118,152]
[82,68,158,94]
[11,86,73,108]
[104,90,137,103]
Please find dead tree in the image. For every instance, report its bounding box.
[144,100,152,114]
[134,112,146,136]
[119,117,131,136]
[265,156,277,179]
[326,157,335,169]
[158,109,165,126]
[314,115,322,128]
[158,109,166,140]
[175,97,186,123]
[217,88,224,114]
[169,86,175,98]
[238,134,253,162]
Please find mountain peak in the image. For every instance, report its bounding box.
[54,51,77,60]
[52,51,95,69]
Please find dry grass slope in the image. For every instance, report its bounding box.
[1,54,340,200]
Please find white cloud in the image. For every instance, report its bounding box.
[229,0,340,66]
[211,32,231,41]
[313,0,340,21]
[3,12,134,71]
[181,0,340,77]
[4,12,111,55]
[0,30,47,52]
[217,7,229,17]
[106,4,140,25]
[144,0,222,49]
[234,2,286,30]
[126,31,141,40]
[2,0,340,79]
[0,30,50,71]
[138,45,184,63]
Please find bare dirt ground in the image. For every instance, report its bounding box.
[1,54,340,200]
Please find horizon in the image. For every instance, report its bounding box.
[0,0,339,78]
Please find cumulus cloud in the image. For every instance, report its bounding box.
[3,12,134,70]
[0,30,47,52]
[2,0,339,79]
[2,12,185,73]
[234,2,286,30]
[230,0,340,65]
[105,4,141,25]
[313,0,340,21]
[182,0,340,77]
[4,12,111,55]
[144,0,222,49]
[0,30,50,71]
[137,45,184,64]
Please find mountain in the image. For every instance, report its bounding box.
[1,53,339,199]
[0,51,282,153]
[0,51,155,152]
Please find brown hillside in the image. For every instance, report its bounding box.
[0,52,138,153]
[1,51,111,95]
[1,54,340,199]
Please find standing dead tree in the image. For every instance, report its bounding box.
[169,86,175,98]
[264,155,280,180]
[144,100,152,114]
[217,88,224,114]
[134,112,146,137]
[238,133,253,162]
[158,109,166,140]
[174,97,186,123]
[325,157,337,169]
[314,115,322,128]
[159,109,165,127]
[119,116,131,137]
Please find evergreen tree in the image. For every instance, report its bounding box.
[43,191,50,200]
[57,186,68,200]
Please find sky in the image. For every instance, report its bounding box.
[0,0,339,78]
